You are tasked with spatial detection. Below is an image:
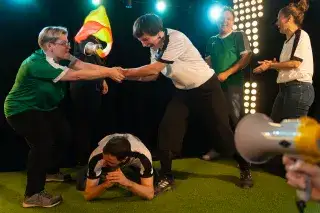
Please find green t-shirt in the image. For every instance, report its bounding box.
[206,31,251,89]
[4,49,70,117]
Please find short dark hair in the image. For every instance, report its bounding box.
[103,136,131,161]
[133,13,163,38]
[222,6,235,19]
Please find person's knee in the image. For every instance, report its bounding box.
[158,124,182,152]
[76,166,88,191]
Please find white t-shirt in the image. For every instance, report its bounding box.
[151,28,214,90]
[277,29,313,83]
[87,133,153,179]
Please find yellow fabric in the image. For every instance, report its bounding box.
[84,5,111,27]
[93,27,112,43]
[83,5,113,43]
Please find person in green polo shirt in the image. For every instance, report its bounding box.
[202,7,252,161]
[4,26,124,208]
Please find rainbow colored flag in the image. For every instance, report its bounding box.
[75,5,113,58]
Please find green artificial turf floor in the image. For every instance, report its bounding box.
[0,158,319,213]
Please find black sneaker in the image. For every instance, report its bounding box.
[239,169,253,188]
[22,191,62,208]
[46,172,72,182]
[155,177,174,195]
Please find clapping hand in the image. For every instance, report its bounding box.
[253,58,277,73]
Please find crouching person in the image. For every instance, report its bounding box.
[76,133,155,200]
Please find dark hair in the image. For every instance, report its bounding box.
[103,136,131,161]
[222,6,235,19]
[133,13,163,38]
[280,0,309,27]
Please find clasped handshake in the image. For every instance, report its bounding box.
[107,67,135,83]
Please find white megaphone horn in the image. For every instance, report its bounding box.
[235,113,320,213]
[235,113,320,165]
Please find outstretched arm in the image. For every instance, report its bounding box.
[125,74,159,82]
[123,62,166,78]
[58,59,124,82]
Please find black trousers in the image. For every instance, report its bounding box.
[6,108,71,197]
[157,75,249,177]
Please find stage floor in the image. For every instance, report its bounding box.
[0,158,319,213]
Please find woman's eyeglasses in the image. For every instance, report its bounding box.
[54,40,71,47]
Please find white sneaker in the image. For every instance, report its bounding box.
[202,149,220,161]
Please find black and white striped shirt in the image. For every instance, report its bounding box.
[87,133,153,179]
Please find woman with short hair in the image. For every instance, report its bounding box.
[4,26,124,208]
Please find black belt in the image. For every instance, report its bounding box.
[279,80,310,86]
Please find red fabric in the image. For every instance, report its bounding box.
[74,21,105,43]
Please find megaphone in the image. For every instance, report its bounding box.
[235,113,320,165]
[235,113,320,213]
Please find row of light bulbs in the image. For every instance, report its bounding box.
[233,0,263,4]
[244,82,257,114]
[232,0,264,54]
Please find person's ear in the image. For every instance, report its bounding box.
[46,42,53,51]
[158,31,165,39]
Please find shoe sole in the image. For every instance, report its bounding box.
[240,182,254,189]
[46,179,65,182]
[202,156,220,161]
[163,186,173,192]
[155,185,174,196]
[22,200,61,208]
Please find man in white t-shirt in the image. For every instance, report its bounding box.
[76,133,155,200]
[121,14,253,194]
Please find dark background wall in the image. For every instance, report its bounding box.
[0,0,319,171]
